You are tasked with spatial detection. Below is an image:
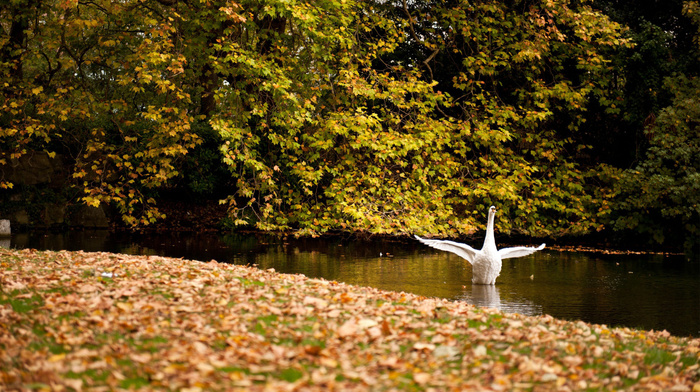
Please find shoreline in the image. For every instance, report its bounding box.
[7,225,689,258]
[1,248,699,390]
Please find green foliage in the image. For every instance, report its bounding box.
[612,75,700,250]
[590,0,700,168]
[607,1,700,252]
[178,122,231,197]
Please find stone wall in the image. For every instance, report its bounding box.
[0,219,10,236]
[0,220,10,248]
[1,151,67,186]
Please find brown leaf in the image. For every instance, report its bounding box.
[337,319,358,337]
[130,352,152,363]
[303,296,328,309]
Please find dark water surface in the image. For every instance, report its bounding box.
[6,231,700,337]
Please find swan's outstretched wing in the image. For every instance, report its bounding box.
[414,235,480,265]
[498,243,546,259]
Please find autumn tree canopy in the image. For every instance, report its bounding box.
[1,0,698,249]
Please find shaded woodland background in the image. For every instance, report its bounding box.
[1,0,699,252]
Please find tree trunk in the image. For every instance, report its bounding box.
[1,4,30,82]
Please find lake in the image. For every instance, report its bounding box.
[5,230,700,337]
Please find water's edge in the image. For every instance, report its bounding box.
[5,230,699,337]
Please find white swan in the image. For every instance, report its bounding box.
[415,206,545,285]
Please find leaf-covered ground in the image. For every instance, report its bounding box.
[1,248,699,391]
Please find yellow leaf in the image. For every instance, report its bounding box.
[32,86,43,95]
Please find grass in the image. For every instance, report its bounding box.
[0,290,44,314]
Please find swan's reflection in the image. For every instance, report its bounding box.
[471,284,502,309]
[458,284,543,316]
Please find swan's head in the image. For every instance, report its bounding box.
[489,206,497,215]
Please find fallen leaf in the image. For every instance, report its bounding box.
[130,352,152,363]
[414,372,431,384]
[541,373,558,382]
[357,319,378,329]
[473,345,487,357]
[434,345,461,360]
[303,296,328,308]
[337,319,357,337]
[413,342,436,351]
[2,248,699,392]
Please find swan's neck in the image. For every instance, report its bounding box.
[483,210,497,251]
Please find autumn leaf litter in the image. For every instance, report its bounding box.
[1,248,699,391]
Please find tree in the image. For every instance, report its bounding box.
[1,0,200,225]
[611,2,700,252]
[591,0,699,167]
[1,0,632,238]
[366,0,630,236]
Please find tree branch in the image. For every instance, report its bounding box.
[402,0,439,80]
